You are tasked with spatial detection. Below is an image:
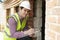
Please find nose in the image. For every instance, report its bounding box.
[25,11,28,14]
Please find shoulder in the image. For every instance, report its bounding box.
[8,17,17,24]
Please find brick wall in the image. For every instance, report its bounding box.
[0,3,6,32]
[45,0,60,40]
[0,3,6,40]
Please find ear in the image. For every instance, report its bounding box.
[18,7,21,13]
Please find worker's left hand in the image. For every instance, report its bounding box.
[29,33,35,37]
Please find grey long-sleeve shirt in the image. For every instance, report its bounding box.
[8,17,29,38]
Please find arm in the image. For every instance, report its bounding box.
[8,17,28,38]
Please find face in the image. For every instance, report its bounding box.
[20,8,30,18]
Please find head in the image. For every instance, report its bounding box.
[19,1,31,19]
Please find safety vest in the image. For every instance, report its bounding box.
[4,13,28,40]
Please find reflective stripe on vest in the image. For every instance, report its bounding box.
[4,13,28,40]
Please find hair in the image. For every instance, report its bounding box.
[20,7,24,10]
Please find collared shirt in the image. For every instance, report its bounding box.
[8,13,29,38]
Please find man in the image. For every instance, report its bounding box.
[4,1,34,40]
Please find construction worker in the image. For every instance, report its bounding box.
[4,1,34,40]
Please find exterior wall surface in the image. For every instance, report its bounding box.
[34,0,42,40]
[45,0,60,40]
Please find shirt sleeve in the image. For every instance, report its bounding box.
[8,17,28,38]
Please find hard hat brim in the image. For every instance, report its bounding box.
[19,6,31,10]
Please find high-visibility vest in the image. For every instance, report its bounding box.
[4,13,28,40]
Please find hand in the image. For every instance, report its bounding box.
[28,28,35,35]
[29,34,35,37]
[24,28,35,36]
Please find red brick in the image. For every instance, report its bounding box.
[47,16,56,23]
[46,30,55,40]
[57,34,60,40]
[49,24,60,33]
[58,17,60,24]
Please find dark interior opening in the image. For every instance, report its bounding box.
[42,0,45,40]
